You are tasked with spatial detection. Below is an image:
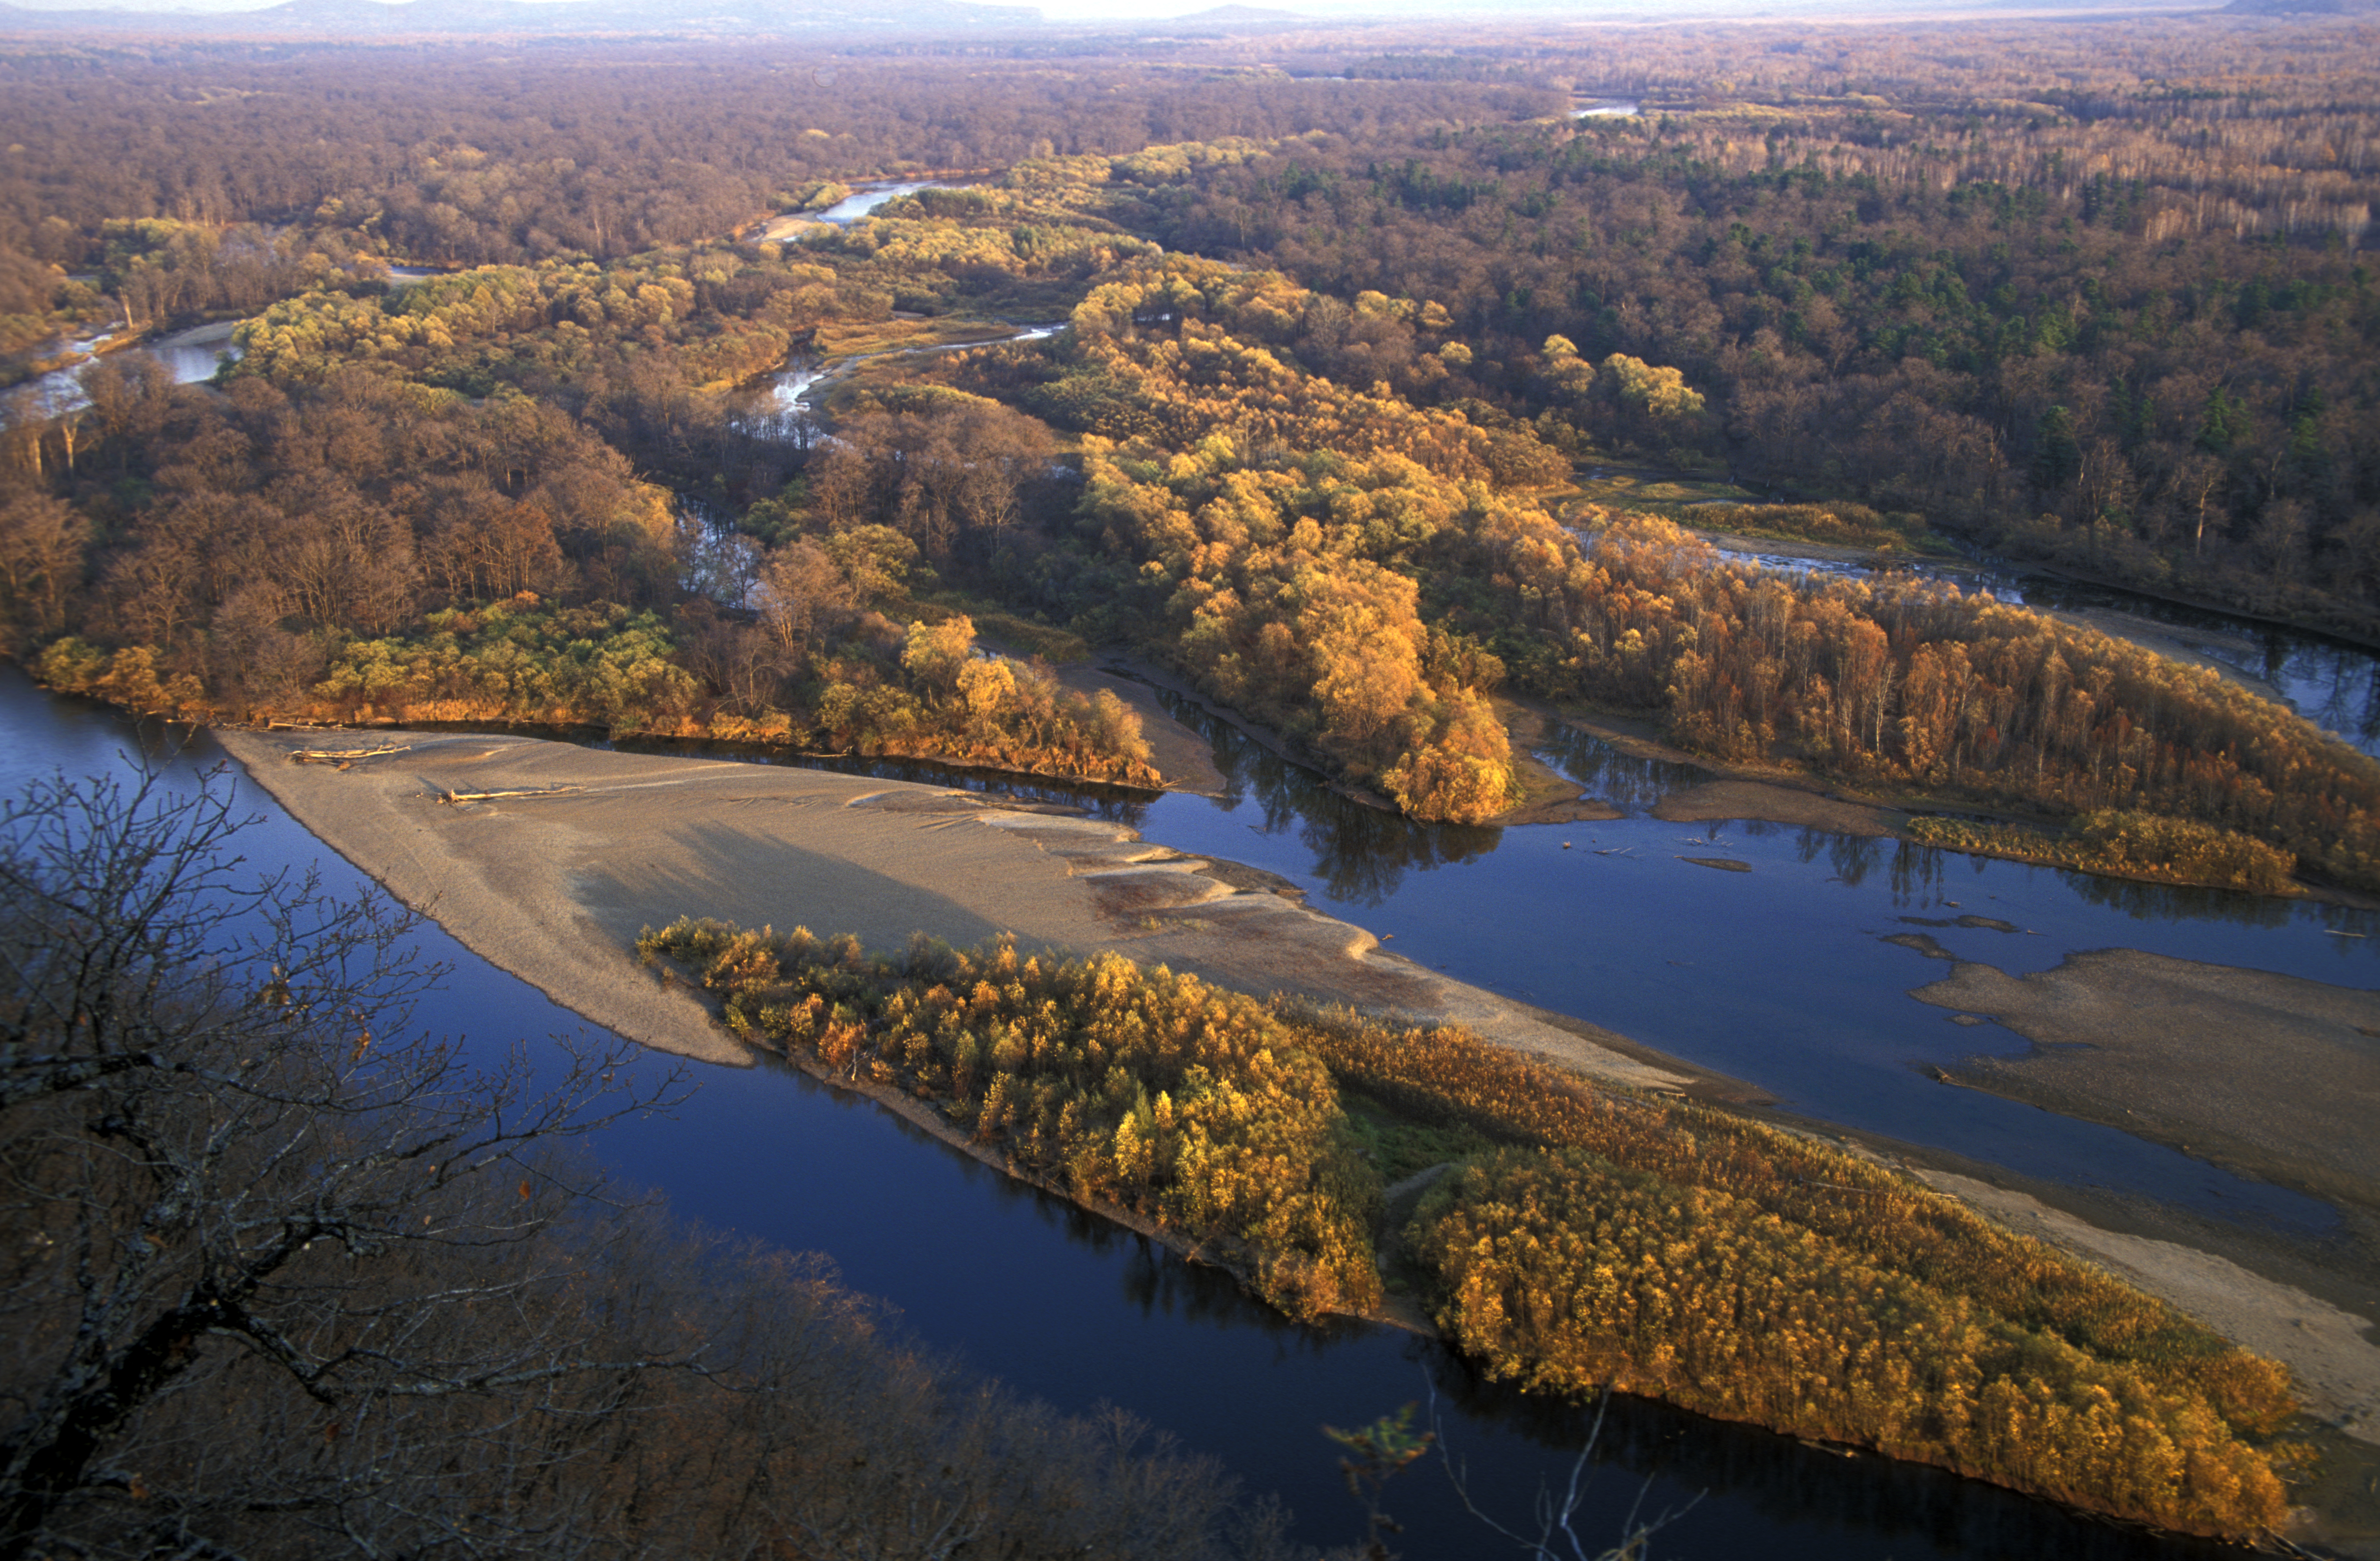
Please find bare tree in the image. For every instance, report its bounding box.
[754,538,856,656]
[0,766,686,1560]
[1326,1385,1699,1561]
[2,769,1308,1561]
[0,493,86,650]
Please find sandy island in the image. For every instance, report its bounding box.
[215,721,2380,1512]
[217,727,1692,1094]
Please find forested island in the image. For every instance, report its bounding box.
[4,12,2377,1558]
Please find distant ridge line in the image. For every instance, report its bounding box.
[0,0,1045,35]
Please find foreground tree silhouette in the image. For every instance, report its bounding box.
[0,767,693,1557]
[0,770,1301,1560]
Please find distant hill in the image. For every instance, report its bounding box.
[1161,4,1303,25]
[0,0,1042,35]
[2222,0,2376,13]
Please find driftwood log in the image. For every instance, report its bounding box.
[290,744,412,765]
[436,786,585,805]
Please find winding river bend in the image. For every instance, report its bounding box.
[5,187,2371,1547]
[3,663,2335,1561]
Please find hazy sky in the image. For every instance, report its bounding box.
[0,0,1321,13]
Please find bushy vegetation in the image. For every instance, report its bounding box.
[1541,517,2374,890]
[1688,501,1951,556]
[1414,1149,2285,1537]
[1905,811,2300,895]
[35,597,1157,786]
[638,920,1381,1319]
[649,920,2299,1537]
[1295,1014,2294,1436]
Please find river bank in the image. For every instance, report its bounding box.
[1686,524,2319,711]
[215,727,1696,1093]
[1533,700,2380,907]
[209,721,2380,1546]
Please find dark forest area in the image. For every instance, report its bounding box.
[5,20,2380,1556]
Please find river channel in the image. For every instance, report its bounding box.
[5,180,2370,1550]
[2,660,2337,1561]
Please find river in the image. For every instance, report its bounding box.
[0,664,2318,1561]
[4,187,2367,1549]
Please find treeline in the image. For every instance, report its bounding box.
[936,254,1592,822]
[1540,517,2380,890]
[0,42,1553,383]
[641,921,1382,1319]
[898,245,2368,878]
[10,163,2368,867]
[0,330,1155,784]
[1116,26,2380,642]
[13,21,2380,653]
[8,85,2369,864]
[649,918,2298,1540]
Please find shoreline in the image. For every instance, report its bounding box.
[1541,703,2380,908]
[215,725,1695,1091]
[1687,521,2380,662]
[214,722,2380,1489]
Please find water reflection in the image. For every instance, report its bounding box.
[0,668,2311,1559]
[1427,1358,2242,1561]
[1699,530,2380,755]
[1167,693,1500,905]
[1534,718,1714,812]
[2005,569,2380,753]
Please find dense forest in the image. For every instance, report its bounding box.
[1120,23,2380,643]
[0,21,2372,879]
[5,52,2376,866]
[5,21,2373,1551]
[646,915,2299,1541]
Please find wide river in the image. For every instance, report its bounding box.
[7,653,2353,1560]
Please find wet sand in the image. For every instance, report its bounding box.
[1045,660,1226,795]
[217,727,1691,1094]
[1899,945,2380,1461]
[215,724,2380,1511]
[1913,947,2380,1214]
[1651,778,1898,837]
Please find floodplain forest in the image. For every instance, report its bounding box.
[5,26,2378,890]
[642,916,2299,1541]
[0,12,2365,1552]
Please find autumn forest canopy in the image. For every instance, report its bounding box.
[5,15,2378,1553]
[4,19,2380,861]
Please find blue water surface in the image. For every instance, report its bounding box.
[0,669,2295,1560]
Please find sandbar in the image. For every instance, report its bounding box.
[1913,947,2380,1215]
[217,727,1691,1094]
[219,725,2380,1495]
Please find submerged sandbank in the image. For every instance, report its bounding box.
[1916,947,2380,1216]
[1899,944,2380,1461]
